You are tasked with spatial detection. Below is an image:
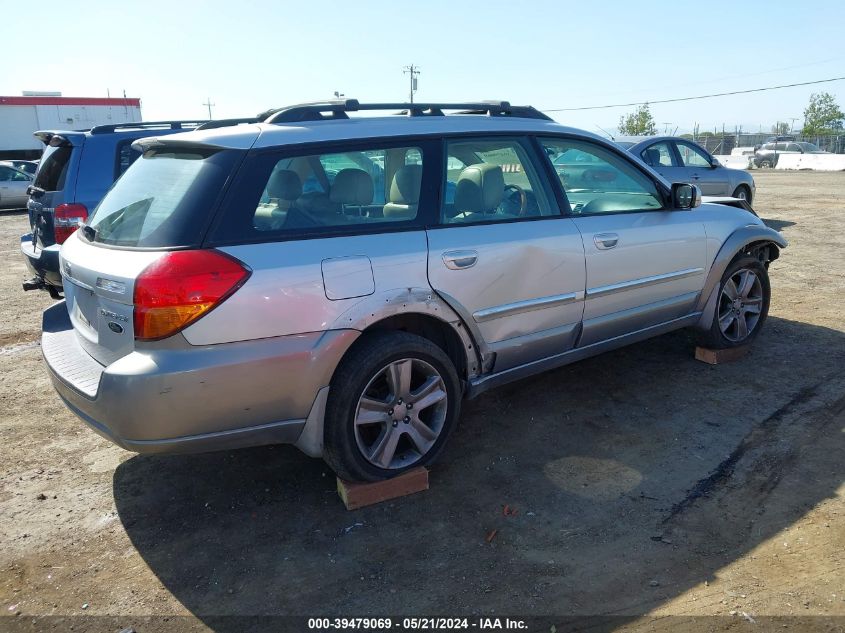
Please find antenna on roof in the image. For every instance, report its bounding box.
[595,125,615,140]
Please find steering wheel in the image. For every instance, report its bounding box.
[502,184,528,216]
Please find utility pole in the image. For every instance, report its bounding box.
[202,97,215,120]
[403,64,420,103]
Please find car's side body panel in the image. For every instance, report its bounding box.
[426,219,586,372]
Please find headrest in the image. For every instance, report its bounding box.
[389,164,423,205]
[329,169,374,206]
[454,163,504,214]
[266,169,302,201]
[644,148,661,167]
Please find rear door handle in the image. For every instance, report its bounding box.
[593,233,619,250]
[442,250,478,270]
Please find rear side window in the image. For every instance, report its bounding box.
[85,148,238,247]
[116,141,142,177]
[239,145,423,237]
[34,145,73,191]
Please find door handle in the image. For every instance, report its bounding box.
[442,250,478,270]
[690,174,700,180]
[593,233,619,250]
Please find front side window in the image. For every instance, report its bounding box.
[442,138,554,224]
[640,142,675,167]
[251,145,422,233]
[540,138,664,214]
[675,142,711,167]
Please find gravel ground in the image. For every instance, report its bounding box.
[0,171,843,632]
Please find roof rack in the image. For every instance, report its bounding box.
[261,99,552,123]
[89,120,208,135]
[196,117,261,131]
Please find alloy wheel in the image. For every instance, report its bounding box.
[717,269,764,343]
[353,358,448,469]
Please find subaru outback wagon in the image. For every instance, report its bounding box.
[42,100,786,482]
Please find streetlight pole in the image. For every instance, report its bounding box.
[403,64,420,104]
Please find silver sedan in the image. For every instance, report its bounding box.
[618,136,756,203]
[0,163,33,210]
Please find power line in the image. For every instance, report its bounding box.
[544,76,845,112]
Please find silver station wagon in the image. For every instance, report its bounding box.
[42,100,787,481]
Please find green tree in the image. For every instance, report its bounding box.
[771,121,791,135]
[802,92,844,135]
[618,103,657,136]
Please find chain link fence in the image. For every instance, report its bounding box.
[690,134,845,155]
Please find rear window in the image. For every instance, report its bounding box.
[84,148,238,247]
[34,145,73,191]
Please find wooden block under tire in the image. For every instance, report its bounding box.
[694,345,750,365]
[337,467,429,510]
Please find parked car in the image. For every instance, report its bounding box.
[753,141,829,169]
[0,159,39,176]
[41,100,786,482]
[0,164,33,209]
[21,120,206,298]
[618,136,756,203]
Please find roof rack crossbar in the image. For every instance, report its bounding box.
[89,120,209,135]
[262,99,552,123]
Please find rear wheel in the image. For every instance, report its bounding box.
[698,255,770,349]
[732,184,752,204]
[759,159,773,169]
[323,331,461,482]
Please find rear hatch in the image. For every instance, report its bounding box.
[59,140,245,366]
[27,132,82,249]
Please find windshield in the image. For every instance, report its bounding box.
[85,147,238,247]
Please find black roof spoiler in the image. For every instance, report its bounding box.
[196,117,261,130]
[130,137,227,153]
[89,120,208,135]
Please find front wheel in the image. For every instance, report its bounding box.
[732,184,752,204]
[698,255,770,349]
[323,331,461,482]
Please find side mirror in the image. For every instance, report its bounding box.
[671,183,701,210]
[710,158,720,168]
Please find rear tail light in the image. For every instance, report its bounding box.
[54,203,88,244]
[133,250,250,341]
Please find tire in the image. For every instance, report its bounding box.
[732,184,752,204]
[698,255,770,350]
[759,159,773,169]
[323,331,461,482]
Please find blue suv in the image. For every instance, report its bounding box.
[21,121,206,297]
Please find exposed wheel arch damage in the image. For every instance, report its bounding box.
[295,289,481,458]
[695,226,787,331]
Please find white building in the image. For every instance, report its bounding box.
[0,92,142,158]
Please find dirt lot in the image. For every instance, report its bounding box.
[1,171,843,632]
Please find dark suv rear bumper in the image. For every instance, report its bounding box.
[21,234,63,290]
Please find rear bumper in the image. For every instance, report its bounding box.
[20,234,63,289]
[41,302,358,454]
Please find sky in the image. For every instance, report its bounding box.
[3,0,845,137]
